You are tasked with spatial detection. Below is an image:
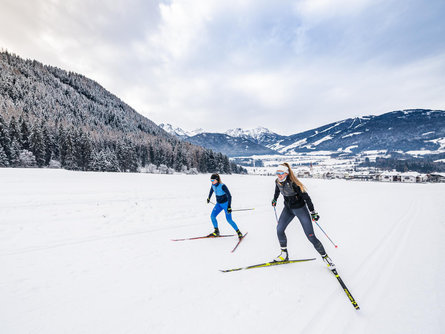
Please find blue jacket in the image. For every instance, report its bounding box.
[208,183,232,207]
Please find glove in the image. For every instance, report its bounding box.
[207,198,210,204]
[227,207,232,213]
[271,199,277,207]
[310,211,320,221]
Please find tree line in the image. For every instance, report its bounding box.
[0,113,245,174]
[360,156,445,173]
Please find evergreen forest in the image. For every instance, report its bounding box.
[0,51,245,174]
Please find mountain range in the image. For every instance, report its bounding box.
[1,51,443,173]
[159,109,445,158]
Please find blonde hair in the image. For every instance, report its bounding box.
[277,162,306,192]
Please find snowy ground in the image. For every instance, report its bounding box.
[1,169,444,334]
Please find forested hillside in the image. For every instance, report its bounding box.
[0,51,244,174]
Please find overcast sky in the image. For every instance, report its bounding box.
[1,0,444,135]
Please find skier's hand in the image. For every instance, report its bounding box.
[271,199,277,207]
[310,211,320,221]
[227,207,232,213]
[207,198,210,204]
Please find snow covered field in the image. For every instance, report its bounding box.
[1,169,444,334]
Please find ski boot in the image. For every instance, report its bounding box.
[322,254,336,270]
[273,248,289,262]
[207,228,220,237]
[236,229,243,239]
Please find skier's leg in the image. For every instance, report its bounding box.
[222,202,240,231]
[293,207,326,255]
[211,203,223,228]
[277,206,294,248]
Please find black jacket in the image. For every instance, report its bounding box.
[273,179,315,211]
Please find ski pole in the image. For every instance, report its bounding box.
[208,200,254,212]
[273,207,279,223]
[313,219,338,248]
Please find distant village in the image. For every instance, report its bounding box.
[246,166,445,183]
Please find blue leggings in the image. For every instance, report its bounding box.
[277,206,326,255]
[211,202,239,231]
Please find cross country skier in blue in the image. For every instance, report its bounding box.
[207,173,244,239]
[271,163,335,268]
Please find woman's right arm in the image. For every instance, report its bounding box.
[273,183,280,201]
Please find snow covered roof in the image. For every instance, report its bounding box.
[379,171,400,176]
[429,172,445,177]
[401,172,421,177]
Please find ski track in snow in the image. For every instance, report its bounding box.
[0,169,444,334]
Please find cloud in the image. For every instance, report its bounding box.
[1,0,444,135]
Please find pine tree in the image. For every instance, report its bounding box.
[104,148,120,172]
[63,130,77,170]
[91,150,106,171]
[148,145,155,164]
[8,116,21,145]
[77,130,93,170]
[0,115,11,162]
[140,145,148,167]
[57,124,66,164]
[116,141,138,172]
[198,151,208,172]
[0,145,9,167]
[207,150,217,172]
[92,148,120,172]
[9,139,21,167]
[19,115,31,150]
[42,125,53,165]
[29,124,46,167]
[19,150,37,167]
[173,144,188,171]
[222,155,231,173]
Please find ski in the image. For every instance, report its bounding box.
[171,234,234,241]
[220,258,316,272]
[231,232,248,253]
[327,266,360,310]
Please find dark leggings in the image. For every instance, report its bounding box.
[277,206,326,255]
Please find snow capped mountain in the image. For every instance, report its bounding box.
[160,125,281,156]
[225,126,285,146]
[225,126,272,139]
[158,123,191,139]
[158,123,205,139]
[162,124,278,142]
[190,128,206,136]
[186,133,277,157]
[159,109,445,160]
[276,109,445,155]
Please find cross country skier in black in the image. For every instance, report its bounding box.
[207,173,244,239]
[271,163,335,268]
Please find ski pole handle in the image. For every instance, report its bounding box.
[313,219,338,248]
